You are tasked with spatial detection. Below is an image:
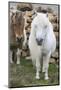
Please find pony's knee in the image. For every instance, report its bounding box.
[44,69,49,80]
[16,48,21,64]
[36,59,41,72]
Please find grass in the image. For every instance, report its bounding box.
[9,57,59,88]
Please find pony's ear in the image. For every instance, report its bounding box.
[46,13,48,17]
[32,9,38,19]
[34,10,38,16]
[22,12,26,19]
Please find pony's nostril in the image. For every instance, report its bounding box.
[16,37,19,41]
[40,39,43,43]
[26,32,30,35]
[27,37,29,40]
[16,37,22,43]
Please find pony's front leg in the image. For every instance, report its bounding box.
[16,48,21,64]
[42,52,51,80]
[36,58,40,79]
[9,50,13,63]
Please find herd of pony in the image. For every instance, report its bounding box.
[9,8,56,80]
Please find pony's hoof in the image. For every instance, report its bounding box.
[17,61,20,64]
[10,60,13,64]
[36,76,40,79]
[17,63,20,64]
[45,76,49,80]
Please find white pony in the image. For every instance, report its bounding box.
[29,12,56,80]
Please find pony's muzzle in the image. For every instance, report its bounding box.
[36,38,43,45]
[16,37,23,43]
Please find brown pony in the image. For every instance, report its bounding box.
[9,10,25,64]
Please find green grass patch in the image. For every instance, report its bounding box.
[9,57,59,88]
